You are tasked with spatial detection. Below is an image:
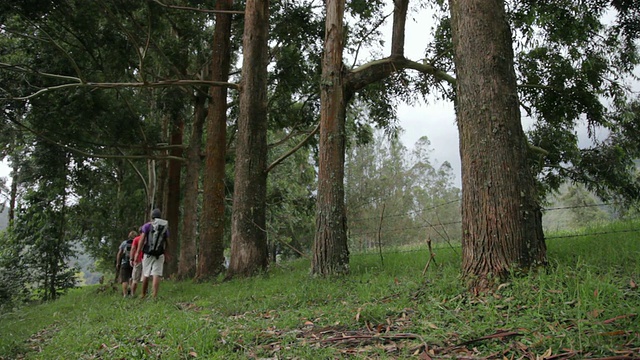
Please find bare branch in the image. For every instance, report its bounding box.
[21,18,85,81]
[8,116,186,162]
[266,122,320,173]
[0,62,81,82]
[350,12,393,69]
[2,78,238,101]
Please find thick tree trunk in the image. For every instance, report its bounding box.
[449,0,546,292]
[228,0,269,278]
[178,92,206,279]
[165,114,184,277]
[198,0,234,280]
[312,0,350,276]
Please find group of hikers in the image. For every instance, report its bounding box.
[115,208,169,299]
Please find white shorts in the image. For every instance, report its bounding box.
[142,254,164,278]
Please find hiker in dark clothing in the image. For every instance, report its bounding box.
[116,230,137,297]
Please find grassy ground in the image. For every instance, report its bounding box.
[0,221,638,359]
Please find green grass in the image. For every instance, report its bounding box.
[1,220,639,359]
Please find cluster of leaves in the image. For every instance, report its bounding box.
[0,192,76,308]
[511,0,640,203]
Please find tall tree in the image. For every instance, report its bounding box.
[313,0,455,275]
[177,89,206,279]
[313,0,350,275]
[197,0,235,280]
[228,0,270,277]
[449,0,546,292]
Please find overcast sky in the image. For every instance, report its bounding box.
[379,6,463,186]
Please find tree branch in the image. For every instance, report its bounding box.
[8,117,186,162]
[2,77,238,100]
[346,56,456,93]
[266,122,320,173]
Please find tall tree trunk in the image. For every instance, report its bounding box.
[156,115,170,212]
[449,0,546,293]
[312,0,413,275]
[197,0,234,280]
[228,0,269,278]
[165,114,184,277]
[312,0,350,276]
[178,92,206,279]
[8,168,17,225]
[146,159,156,216]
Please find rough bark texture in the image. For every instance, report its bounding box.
[156,115,169,213]
[312,0,350,276]
[146,159,156,217]
[164,115,184,277]
[197,0,233,280]
[391,0,408,56]
[9,169,17,224]
[177,92,206,279]
[228,0,269,278]
[449,0,546,292]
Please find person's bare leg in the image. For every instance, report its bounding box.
[141,276,149,298]
[121,282,127,297]
[152,275,161,298]
[131,280,138,296]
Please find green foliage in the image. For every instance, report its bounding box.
[512,0,640,202]
[0,220,638,358]
[0,189,77,306]
[428,0,640,204]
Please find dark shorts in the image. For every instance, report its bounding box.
[118,263,133,283]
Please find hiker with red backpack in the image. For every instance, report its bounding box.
[128,225,146,297]
[116,230,137,297]
[135,208,169,299]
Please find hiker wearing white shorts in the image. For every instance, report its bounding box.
[135,208,169,299]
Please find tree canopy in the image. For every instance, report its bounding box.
[0,0,638,297]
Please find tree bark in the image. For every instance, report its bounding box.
[312,0,350,276]
[156,114,170,212]
[391,0,408,56]
[198,0,234,280]
[9,168,17,225]
[228,0,269,278]
[178,91,206,280]
[164,113,184,277]
[313,0,414,276]
[449,0,546,293]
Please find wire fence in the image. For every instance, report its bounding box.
[345,198,633,252]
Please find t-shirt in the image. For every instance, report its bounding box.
[119,239,133,265]
[131,235,144,263]
[140,219,170,254]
